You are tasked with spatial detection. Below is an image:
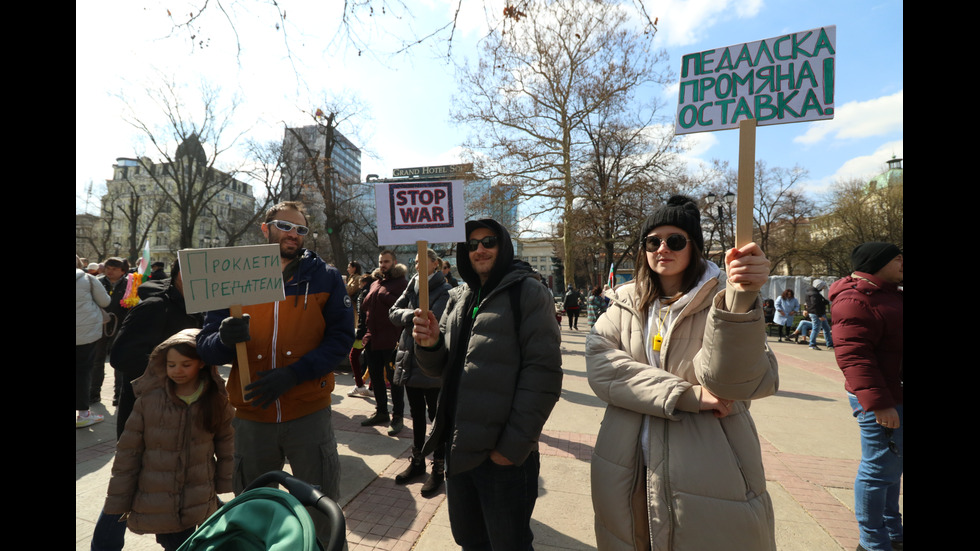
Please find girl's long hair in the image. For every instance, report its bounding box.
[633,238,708,318]
[168,342,227,434]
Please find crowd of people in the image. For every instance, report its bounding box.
[77,196,901,551]
[562,283,611,331]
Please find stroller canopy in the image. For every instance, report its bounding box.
[177,487,319,550]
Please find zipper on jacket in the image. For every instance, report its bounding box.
[272,300,282,422]
[178,401,192,517]
[662,420,675,549]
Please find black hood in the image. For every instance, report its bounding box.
[136,277,173,300]
[456,218,515,293]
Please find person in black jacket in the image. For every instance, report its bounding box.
[110,260,203,438]
[412,219,563,549]
[442,260,459,287]
[804,278,834,350]
[91,257,130,405]
[148,261,167,281]
[563,285,583,330]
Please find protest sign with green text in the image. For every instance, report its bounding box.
[675,25,836,135]
[178,244,285,314]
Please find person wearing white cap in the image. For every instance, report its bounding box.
[804,278,834,350]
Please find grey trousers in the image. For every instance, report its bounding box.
[232,407,342,547]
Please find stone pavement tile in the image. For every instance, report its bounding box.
[539,430,596,461]
[533,454,596,550]
[763,435,860,550]
[769,483,842,551]
[343,448,448,550]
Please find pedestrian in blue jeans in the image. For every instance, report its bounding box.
[808,312,833,349]
[848,395,903,550]
[830,242,904,551]
[805,279,834,350]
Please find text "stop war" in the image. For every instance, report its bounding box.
[389,182,454,230]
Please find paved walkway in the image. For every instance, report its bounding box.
[76,327,901,550]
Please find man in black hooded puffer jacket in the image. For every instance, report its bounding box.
[412,218,563,550]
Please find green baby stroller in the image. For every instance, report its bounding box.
[176,471,346,551]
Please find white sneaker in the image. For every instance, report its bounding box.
[76,412,104,428]
[347,386,372,398]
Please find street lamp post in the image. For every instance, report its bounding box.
[704,191,735,261]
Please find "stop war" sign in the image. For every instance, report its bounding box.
[375,179,466,245]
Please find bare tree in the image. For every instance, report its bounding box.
[282,101,374,267]
[79,204,119,263]
[454,0,670,288]
[77,180,112,261]
[106,177,168,262]
[574,91,680,276]
[206,137,299,248]
[811,177,903,276]
[764,189,817,275]
[750,161,811,259]
[157,1,662,63]
[122,79,249,250]
[695,160,813,273]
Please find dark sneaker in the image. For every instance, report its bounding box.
[394,456,426,484]
[421,460,445,498]
[388,417,404,436]
[360,412,390,427]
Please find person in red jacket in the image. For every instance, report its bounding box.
[829,242,903,551]
[358,250,409,434]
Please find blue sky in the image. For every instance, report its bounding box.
[76,0,902,229]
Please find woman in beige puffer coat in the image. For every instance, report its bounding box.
[586,196,778,550]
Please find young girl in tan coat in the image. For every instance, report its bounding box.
[101,329,234,551]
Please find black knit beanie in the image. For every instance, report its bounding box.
[850,242,901,275]
[640,195,704,252]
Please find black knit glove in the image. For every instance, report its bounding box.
[218,315,250,346]
[244,367,299,409]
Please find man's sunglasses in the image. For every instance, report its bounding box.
[642,234,690,252]
[269,220,310,236]
[466,236,498,251]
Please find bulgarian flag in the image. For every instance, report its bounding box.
[136,239,151,276]
[608,262,615,288]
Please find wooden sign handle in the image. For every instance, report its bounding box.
[736,118,756,248]
[229,304,251,397]
[730,118,758,314]
[417,241,429,317]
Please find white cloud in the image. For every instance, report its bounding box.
[794,90,903,145]
[800,140,904,195]
[832,140,904,181]
[656,0,764,48]
[673,131,719,175]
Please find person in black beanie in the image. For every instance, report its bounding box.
[829,242,903,551]
[850,242,903,278]
[638,194,705,252]
[584,194,779,550]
